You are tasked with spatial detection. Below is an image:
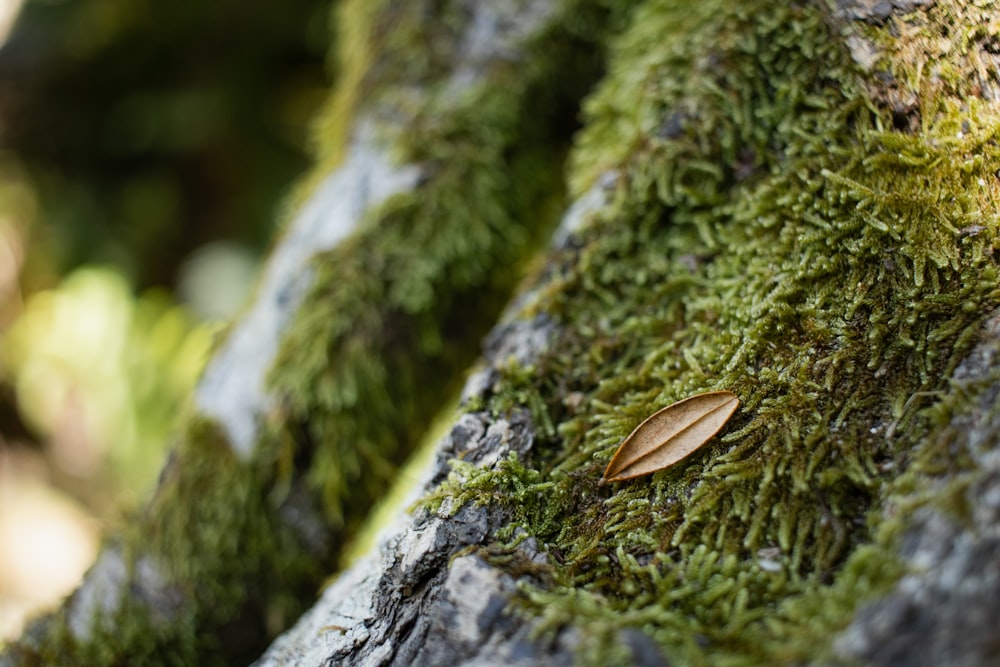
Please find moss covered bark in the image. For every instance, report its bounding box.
[6,0,1000,664]
[425,0,1000,663]
[2,1,637,664]
[266,0,640,531]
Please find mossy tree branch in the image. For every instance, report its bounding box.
[6,0,1000,665]
[1,1,633,664]
[261,0,1000,664]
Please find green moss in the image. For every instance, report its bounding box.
[425,0,1000,664]
[6,416,325,667]
[266,0,641,535]
[857,0,1000,128]
[295,0,391,192]
[7,3,648,664]
[10,1,998,664]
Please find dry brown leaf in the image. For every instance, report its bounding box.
[602,390,739,482]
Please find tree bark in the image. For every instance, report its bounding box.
[6,0,1000,665]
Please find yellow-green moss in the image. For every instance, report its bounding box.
[426,0,1000,664]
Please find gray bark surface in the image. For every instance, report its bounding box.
[254,292,570,666]
[832,312,1000,667]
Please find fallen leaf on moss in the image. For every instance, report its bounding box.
[602,391,739,482]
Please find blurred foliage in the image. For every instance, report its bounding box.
[2,267,213,515]
[0,0,332,518]
[0,0,330,291]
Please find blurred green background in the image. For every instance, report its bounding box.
[0,0,331,640]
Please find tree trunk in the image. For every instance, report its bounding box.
[6,0,1000,665]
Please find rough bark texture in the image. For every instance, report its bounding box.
[6,0,1000,665]
[833,312,1000,666]
[254,253,578,666]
